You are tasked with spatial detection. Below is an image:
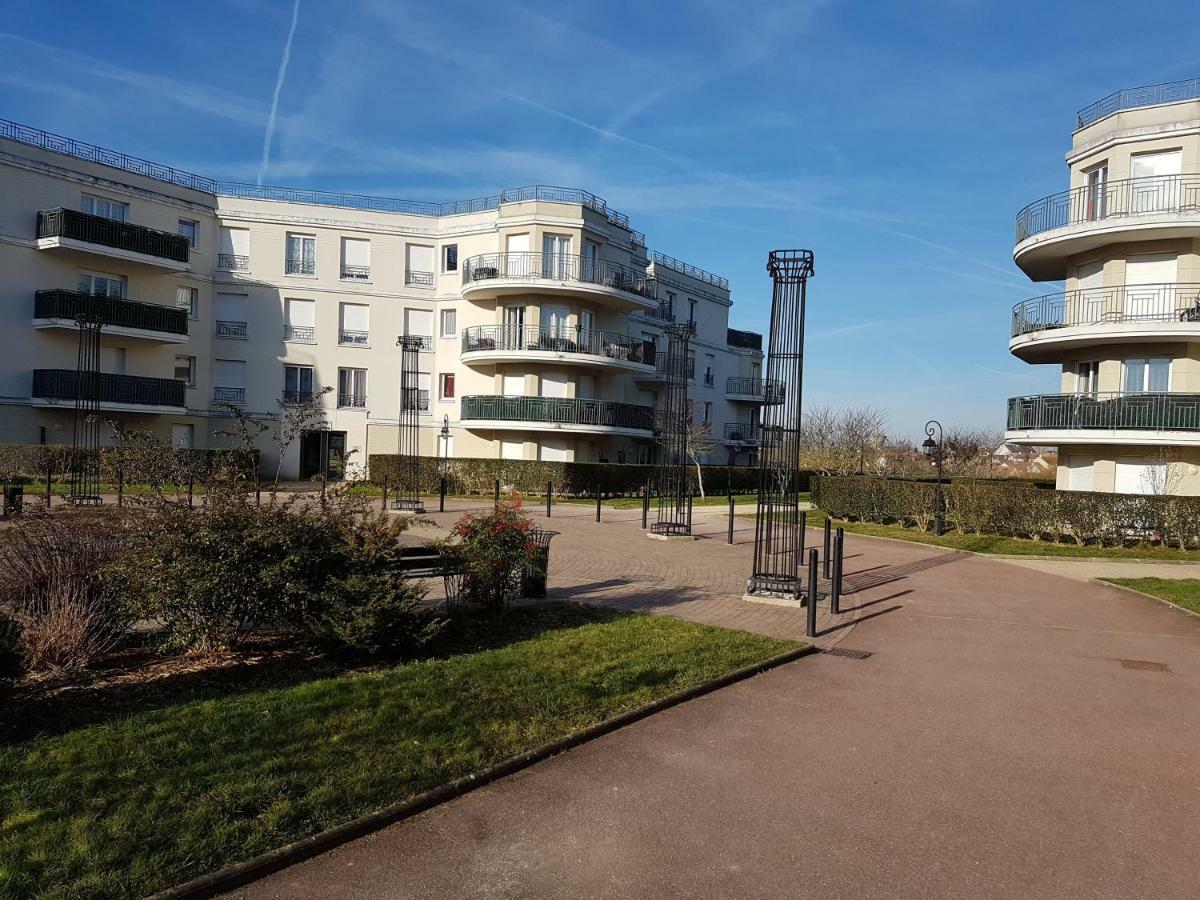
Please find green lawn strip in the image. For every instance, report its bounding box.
[562,493,780,510]
[1100,578,1200,615]
[735,507,1200,561]
[0,607,798,899]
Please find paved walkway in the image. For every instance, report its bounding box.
[996,555,1200,583]
[227,500,1200,899]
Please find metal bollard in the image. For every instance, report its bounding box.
[595,484,601,522]
[799,510,807,554]
[641,483,650,529]
[806,548,819,638]
[381,477,388,511]
[440,477,447,513]
[494,479,500,509]
[830,533,842,614]
[823,518,832,579]
[727,491,734,544]
[187,475,194,508]
[546,480,552,518]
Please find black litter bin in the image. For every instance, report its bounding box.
[2,482,23,517]
[521,528,559,598]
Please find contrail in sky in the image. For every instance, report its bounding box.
[257,0,301,186]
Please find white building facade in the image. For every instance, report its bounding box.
[1007,79,1200,495]
[0,119,770,479]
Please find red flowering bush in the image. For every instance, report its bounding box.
[442,501,540,611]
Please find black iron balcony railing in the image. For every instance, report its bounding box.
[217,253,249,271]
[33,369,186,408]
[647,299,675,321]
[339,329,369,346]
[461,325,655,366]
[1015,173,1200,243]
[36,208,190,263]
[726,377,785,403]
[400,390,431,412]
[215,320,247,338]
[651,251,729,290]
[399,334,433,351]
[1077,78,1200,129]
[1007,392,1200,432]
[283,389,314,404]
[338,393,367,409]
[285,324,314,342]
[405,270,435,287]
[462,252,655,301]
[1012,283,1200,337]
[638,355,695,380]
[461,395,655,431]
[34,289,188,336]
[285,256,316,275]
[723,422,763,444]
[213,386,246,404]
[726,328,763,351]
[340,264,370,280]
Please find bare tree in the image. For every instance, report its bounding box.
[801,404,888,475]
[1141,447,1185,495]
[272,386,335,489]
[684,402,720,499]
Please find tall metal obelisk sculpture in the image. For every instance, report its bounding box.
[70,306,104,506]
[392,335,425,513]
[747,249,814,598]
[651,321,695,537]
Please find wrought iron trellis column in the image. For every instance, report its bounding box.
[70,310,104,506]
[391,335,425,513]
[747,249,815,598]
[651,322,694,536]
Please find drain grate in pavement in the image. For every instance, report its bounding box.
[823,647,873,660]
[1117,658,1170,672]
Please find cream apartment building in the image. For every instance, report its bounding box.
[0,119,771,479]
[1007,79,1200,495]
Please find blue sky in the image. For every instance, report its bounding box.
[3,0,1198,439]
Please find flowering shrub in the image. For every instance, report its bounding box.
[441,501,540,611]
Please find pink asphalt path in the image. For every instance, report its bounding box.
[227,502,1200,899]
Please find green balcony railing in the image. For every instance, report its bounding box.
[461,395,655,431]
[34,289,189,336]
[33,369,186,408]
[1007,392,1200,432]
[37,208,190,263]
[462,325,655,366]
[462,252,655,301]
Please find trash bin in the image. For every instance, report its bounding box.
[521,528,559,598]
[2,482,22,517]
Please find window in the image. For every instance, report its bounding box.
[340,303,370,345]
[213,359,246,404]
[81,194,127,221]
[439,372,456,400]
[284,365,315,403]
[178,219,198,248]
[406,244,435,286]
[443,244,458,273]
[542,234,572,279]
[214,293,248,338]
[341,238,370,280]
[689,298,698,324]
[218,226,250,270]
[176,286,198,319]
[338,368,367,408]
[173,355,196,386]
[703,401,712,425]
[1123,358,1170,393]
[285,299,315,342]
[664,290,676,319]
[404,307,433,340]
[440,308,457,337]
[1085,163,1108,220]
[171,424,194,450]
[1075,361,1099,396]
[78,272,124,298]
[704,354,715,387]
[285,234,316,275]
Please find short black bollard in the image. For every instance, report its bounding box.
[595,484,601,522]
[830,533,842,614]
[806,548,819,638]
[823,518,832,579]
[381,477,388,511]
[188,475,194,509]
[546,480,552,518]
[117,465,124,508]
[439,477,447,513]
[45,457,52,509]
[799,510,807,554]
[727,491,734,544]
[494,479,500,509]
[641,484,650,529]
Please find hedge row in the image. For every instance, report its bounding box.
[367,455,801,497]
[813,475,1200,549]
[0,444,259,484]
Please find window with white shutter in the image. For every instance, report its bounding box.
[340,303,370,346]
[341,238,371,280]
[214,293,248,338]
[285,299,315,342]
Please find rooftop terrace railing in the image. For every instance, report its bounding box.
[1077,78,1200,128]
[726,328,763,351]
[1011,283,1200,337]
[652,251,729,289]
[1007,392,1200,432]
[461,395,655,431]
[1015,173,1200,243]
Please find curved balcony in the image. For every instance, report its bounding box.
[1005,392,1200,447]
[1010,283,1200,362]
[460,325,655,373]
[1076,78,1200,129]
[460,395,655,437]
[726,377,785,404]
[1014,174,1200,280]
[461,252,656,311]
[33,289,189,343]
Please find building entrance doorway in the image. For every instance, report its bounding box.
[299,430,348,480]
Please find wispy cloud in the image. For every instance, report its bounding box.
[258,0,301,186]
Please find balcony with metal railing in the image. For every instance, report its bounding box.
[33,289,189,342]
[460,395,655,435]
[1006,392,1200,444]
[726,328,763,352]
[1014,174,1200,280]
[213,386,246,405]
[285,324,315,343]
[338,393,367,409]
[723,422,765,445]
[633,353,694,384]
[32,369,186,411]
[285,256,316,276]
[218,253,250,271]
[338,330,370,347]
[1010,283,1200,361]
[405,270,435,288]
[461,252,656,310]
[35,208,190,270]
[282,389,314,405]
[340,264,370,281]
[215,320,247,338]
[461,325,655,372]
[726,377,785,403]
[1076,78,1200,129]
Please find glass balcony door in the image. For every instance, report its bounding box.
[542,234,572,280]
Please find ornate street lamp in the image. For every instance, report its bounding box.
[921,419,945,536]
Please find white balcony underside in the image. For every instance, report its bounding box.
[461,278,656,311]
[460,349,654,373]
[35,236,192,272]
[1010,320,1200,362]
[1005,428,1200,447]
[29,396,188,415]
[1014,216,1200,281]
[33,318,190,344]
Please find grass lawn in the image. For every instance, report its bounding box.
[564,493,807,510]
[1100,578,1200,615]
[741,507,1200,561]
[0,606,799,899]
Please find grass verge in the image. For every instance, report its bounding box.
[1100,578,1200,615]
[0,606,798,899]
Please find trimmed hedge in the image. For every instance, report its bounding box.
[813,475,1200,550]
[368,455,797,497]
[0,444,258,484]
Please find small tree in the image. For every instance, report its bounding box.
[684,402,720,499]
[273,386,334,489]
[1141,448,1185,496]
